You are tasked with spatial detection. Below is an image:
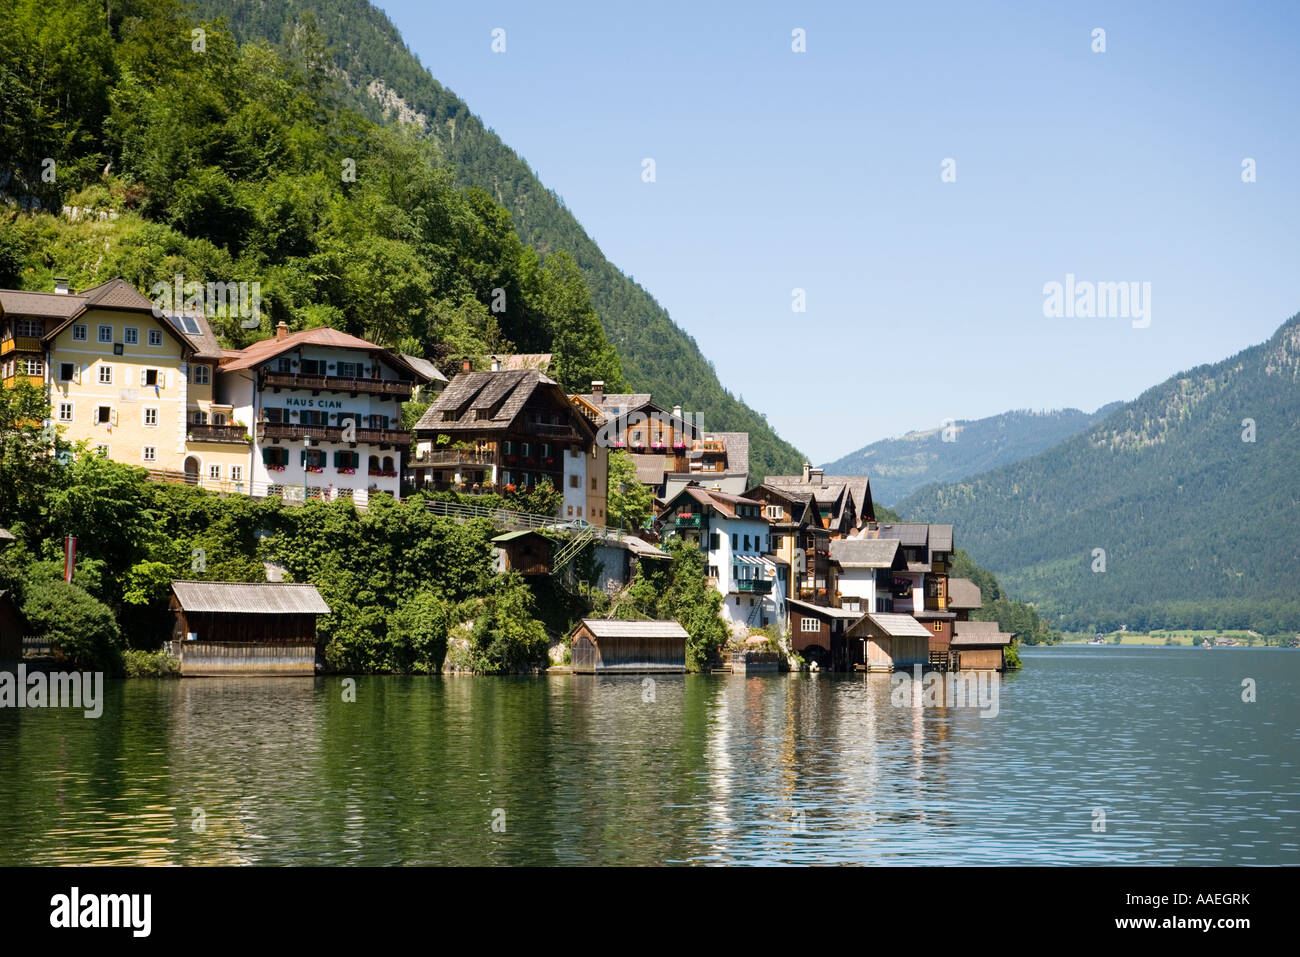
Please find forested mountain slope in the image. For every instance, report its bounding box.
[897,314,1300,634]
[192,0,805,477]
[822,404,1122,506]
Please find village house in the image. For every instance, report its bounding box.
[830,537,903,613]
[743,483,837,613]
[950,620,1015,671]
[217,323,422,504]
[169,580,329,676]
[763,465,875,538]
[1,278,230,478]
[847,611,935,673]
[411,367,608,524]
[785,599,862,669]
[861,522,956,662]
[658,483,785,631]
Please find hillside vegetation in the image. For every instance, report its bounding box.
[898,314,1300,634]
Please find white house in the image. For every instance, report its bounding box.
[830,538,901,613]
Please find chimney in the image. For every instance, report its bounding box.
[53,278,70,295]
[591,380,604,402]
[672,404,682,418]
[275,321,288,341]
[810,467,824,484]
[490,357,501,372]
[462,359,471,372]
[801,461,811,482]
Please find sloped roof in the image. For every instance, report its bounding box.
[862,612,935,638]
[876,523,930,547]
[80,277,157,312]
[929,524,954,552]
[415,369,593,440]
[577,618,689,639]
[221,326,406,372]
[951,619,1014,646]
[0,289,86,319]
[491,530,550,544]
[571,392,658,424]
[665,484,763,520]
[170,580,330,614]
[786,598,862,620]
[630,452,667,485]
[165,312,223,360]
[765,472,871,526]
[830,538,900,568]
[947,578,983,610]
[401,354,449,384]
[708,432,749,477]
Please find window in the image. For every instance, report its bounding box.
[576,506,583,517]
[569,474,580,488]
[501,470,512,485]
[143,447,156,462]
[771,535,784,550]
[801,617,822,633]
[521,443,530,457]
[934,622,943,633]
[265,408,285,424]
[94,444,109,457]
[300,359,325,375]
[20,357,42,376]
[191,410,206,425]
[72,323,87,341]
[208,464,221,480]
[567,506,574,516]
[59,362,75,381]
[98,325,113,343]
[276,357,292,372]
[709,532,721,550]
[765,505,782,519]
[58,402,73,422]
[192,365,210,385]
[231,465,243,483]
[98,365,113,384]
[144,369,159,387]
[743,535,751,551]
[123,327,139,345]
[97,406,112,424]
[15,319,43,337]
[147,329,163,346]
[337,361,361,378]
[144,408,158,426]
[732,534,738,550]
[503,440,514,455]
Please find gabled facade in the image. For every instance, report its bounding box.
[763,464,875,539]
[658,483,784,631]
[218,322,418,504]
[862,521,956,658]
[830,537,902,614]
[743,483,838,613]
[412,368,606,524]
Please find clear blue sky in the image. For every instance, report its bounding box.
[377,0,1300,463]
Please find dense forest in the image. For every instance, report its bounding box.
[186,0,807,479]
[0,0,632,393]
[899,313,1300,635]
[822,404,1122,506]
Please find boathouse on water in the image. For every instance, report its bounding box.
[847,612,934,672]
[950,620,1014,672]
[570,618,688,673]
[169,580,329,676]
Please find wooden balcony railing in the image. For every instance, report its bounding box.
[187,423,250,444]
[260,370,412,399]
[258,422,411,446]
[1,336,42,355]
[411,449,495,466]
[734,579,773,594]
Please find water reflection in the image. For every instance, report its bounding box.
[0,647,1295,865]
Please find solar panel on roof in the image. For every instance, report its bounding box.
[181,316,200,334]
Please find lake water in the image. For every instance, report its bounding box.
[1,646,1295,865]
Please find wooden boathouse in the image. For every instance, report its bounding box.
[950,620,1014,671]
[847,611,934,672]
[169,580,330,676]
[570,618,688,674]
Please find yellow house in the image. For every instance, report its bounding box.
[1,278,251,485]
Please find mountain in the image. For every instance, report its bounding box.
[190,0,804,479]
[896,313,1300,634]
[821,405,1122,506]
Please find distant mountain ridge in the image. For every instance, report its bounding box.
[193,0,805,478]
[896,313,1300,634]
[821,405,1122,505]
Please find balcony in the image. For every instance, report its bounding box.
[411,448,495,467]
[188,423,249,444]
[260,370,412,400]
[675,513,703,528]
[525,420,580,440]
[1,336,42,355]
[258,422,411,446]
[734,579,773,594]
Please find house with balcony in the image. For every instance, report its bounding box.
[763,464,875,538]
[1,277,216,476]
[410,368,607,524]
[742,483,838,618]
[658,483,784,632]
[216,322,420,504]
[860,521,956,659]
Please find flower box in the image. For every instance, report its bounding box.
[339,467,356,474]
[268,465,286,472]
[306,466,323,473]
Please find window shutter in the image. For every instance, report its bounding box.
[140,369,147,386]
[110,409,119,426]
[262,448,272,465]
[75,365,82,385]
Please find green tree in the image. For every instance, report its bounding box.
[22,579,122,670]
[606,450,653,531]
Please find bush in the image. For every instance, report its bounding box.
[1004,641,1023,670]
[21,579,122,670]
[122,649,179,678]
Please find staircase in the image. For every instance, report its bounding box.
[551,523,596,576]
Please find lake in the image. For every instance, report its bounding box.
[0,646,1295,865]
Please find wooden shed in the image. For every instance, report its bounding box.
[169,580,330,676]
[570,618,688,674]
[847,612,934,672]
[950,620,1014,671]
[787,598,863,670]
[492,531,553,576]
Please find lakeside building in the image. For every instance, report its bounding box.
[950,620,1015,671]
[570,618,688,674]
[830,537,903,613]
[743,483,837,613]
[861,522,955,663]
[658,483,785,631]
[411,368,608,525]
[169,580,329,676]
[847,611,935,672]
[217,323,423,504]
[763,464,875,538]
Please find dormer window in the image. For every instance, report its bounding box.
[443,411,457,422]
